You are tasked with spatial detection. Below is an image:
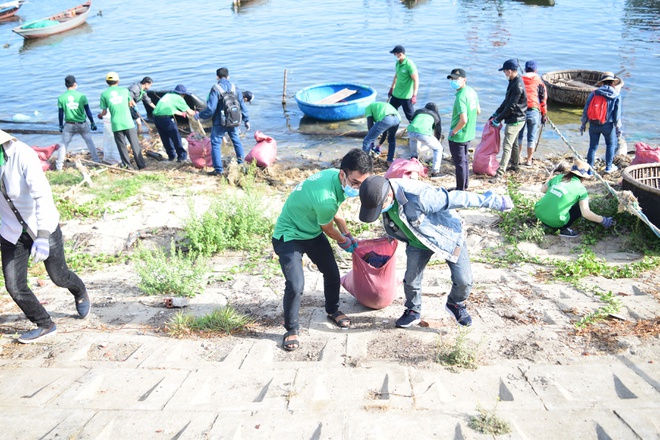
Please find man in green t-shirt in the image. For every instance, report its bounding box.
[272,149,373,351]
[56,75,100,171]
[97,72,146,170]
[152,85,196,162]
[362,101,401,164]
[447,68,481,190]
[388,45,419,122]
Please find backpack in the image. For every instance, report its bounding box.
[586,94,608,124]
[213,83,242,127]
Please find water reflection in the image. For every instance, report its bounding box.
[231,0,269,14]
[400,0,431,9]
[18,22,92,53]
[512,0,555,6]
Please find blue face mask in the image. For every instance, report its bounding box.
[381,201,394,213]
[450,80,461,90]
[343,184,359,198]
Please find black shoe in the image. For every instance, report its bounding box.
[168,156,176,161]
[207,170,223,176]
[395,309,421,328]
[559,227,578,238]
[445,302,473,326]
[18,323,57,344]
[75,290,91,319]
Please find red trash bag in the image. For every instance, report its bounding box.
[340,237,399,310]
[31,144,60,172]
[473,122,501,176]
[630,142,660,165]
[187,134,213,169]
[384,157,427,179]
[245,131,277,168]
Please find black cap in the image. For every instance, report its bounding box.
[447,68,466,79]
[243,90,254,103]
[498,58,519,71]
[359,175,391,223]
[65,75,76,87]
[389,45,405,54]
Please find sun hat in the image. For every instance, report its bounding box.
[359,175,391,223]
[596,71,622,87]
[0,129,16,146]
[106,71,119,81]
[569,159,592,179]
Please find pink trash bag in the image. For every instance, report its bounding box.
[473,121,501,176]
[187,134,213,169]
[245,131,277,168]
[31,144,60,171]
[630,142,660,165]
[384,157,427,179]
[340,237,399,310]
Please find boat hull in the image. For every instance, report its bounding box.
[295,83,377,121]
[622,163,660,228]
[0,5,19,20]
[12,1,91,39]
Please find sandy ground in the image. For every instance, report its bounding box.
[0,141,658,369]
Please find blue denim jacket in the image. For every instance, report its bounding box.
[198,78,249,126]
[382,179,505,263]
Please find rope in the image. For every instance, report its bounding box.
[546,117,660,238]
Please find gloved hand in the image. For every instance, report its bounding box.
[411,95,417,105]
[601,217,615,228]
[245,121,251,131]
[491,119,501,128]
[30,238,50,263]
[90,123,97,131]
[541,114,547,124]
[342,233,358,251]
[97,113,103,120]
[579,125,585,136]
[338,236,356,253]
[490,113,497,120]
[194,111,200,120]
[59,124,63,133]
[500,195,514,212]
[388,87,393,98]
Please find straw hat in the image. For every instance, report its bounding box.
[596,71,622,87]
[0,129,16,146]
[569,159,591,179]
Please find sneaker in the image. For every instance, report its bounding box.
[429,170,443,179]
[75,290,91,319]
[395,309,421,328]
[489,175,502,184]
[445,302,472,326]
[18,323,57,344]
[559,227,578,238]
[370,147,381,157]
[207,170,223,176]
[604,165,618,174]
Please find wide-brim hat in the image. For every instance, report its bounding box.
[0,129,16,146]
[569,159,592,179]
[596,71,622,87]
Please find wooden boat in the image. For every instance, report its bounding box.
[0,1,21,20]
[541,70,622,107]
[295,83,377,121]
[145,90,207,126]
[622,163,660,228]
[12,1,91,39]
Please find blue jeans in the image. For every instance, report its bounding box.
[362,114,400,162]
[408,132,442,172]
[517,109,541,150]
[272,234,341,332]
[154,116,187,161]
[58,122,99,170]
[210,125,244,173]
[403,244,472,313]
[586,122,617,169]
[1,226,86,328]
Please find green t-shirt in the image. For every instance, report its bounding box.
[100,86,134,132]
[365,102,399,122]
[153,93,190,117]
[393,57,418,100]
[534,174,589,228]
[407,113,435,135]
[273,169,346,241]
[57,89,88,123]
[449,85,479,143]
[386,201,428,250]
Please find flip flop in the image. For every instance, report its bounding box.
[327,310,351,329]
[282,330,299,351]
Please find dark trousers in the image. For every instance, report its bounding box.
[449,140,470,191]
[154,116,187,161]
[114,127,146,169]
[1,226,86,328]
[272,234,341,332]
[389,95,415,122]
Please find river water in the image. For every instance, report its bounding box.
[1,0,658,162]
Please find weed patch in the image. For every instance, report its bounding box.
[495,180,545,244]
[575,290,623,329]
[469,401,511,435]
[435,327,482,371]
[166,306,253,337]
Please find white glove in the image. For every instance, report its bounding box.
[30,238,50,263]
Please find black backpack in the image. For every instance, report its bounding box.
[213,83,242,127]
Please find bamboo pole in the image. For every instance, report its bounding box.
[282,69,288,105]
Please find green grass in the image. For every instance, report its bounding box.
[435,327,482,371]
[133,241,209,297]
[575,290,623,329]
[469,401,512,435]
[166,306,253,337]
[496,179,545,244]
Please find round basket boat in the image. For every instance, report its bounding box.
[541,70,622,107]
[621,163,660,228]
[295,83,377,122]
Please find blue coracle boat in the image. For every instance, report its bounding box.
[295,83,377,121]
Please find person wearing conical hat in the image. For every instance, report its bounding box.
[534,158,615,238]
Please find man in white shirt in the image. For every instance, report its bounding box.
[0,130,90,344]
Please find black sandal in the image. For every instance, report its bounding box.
[282,330,299,351]
[327,310,351,329]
